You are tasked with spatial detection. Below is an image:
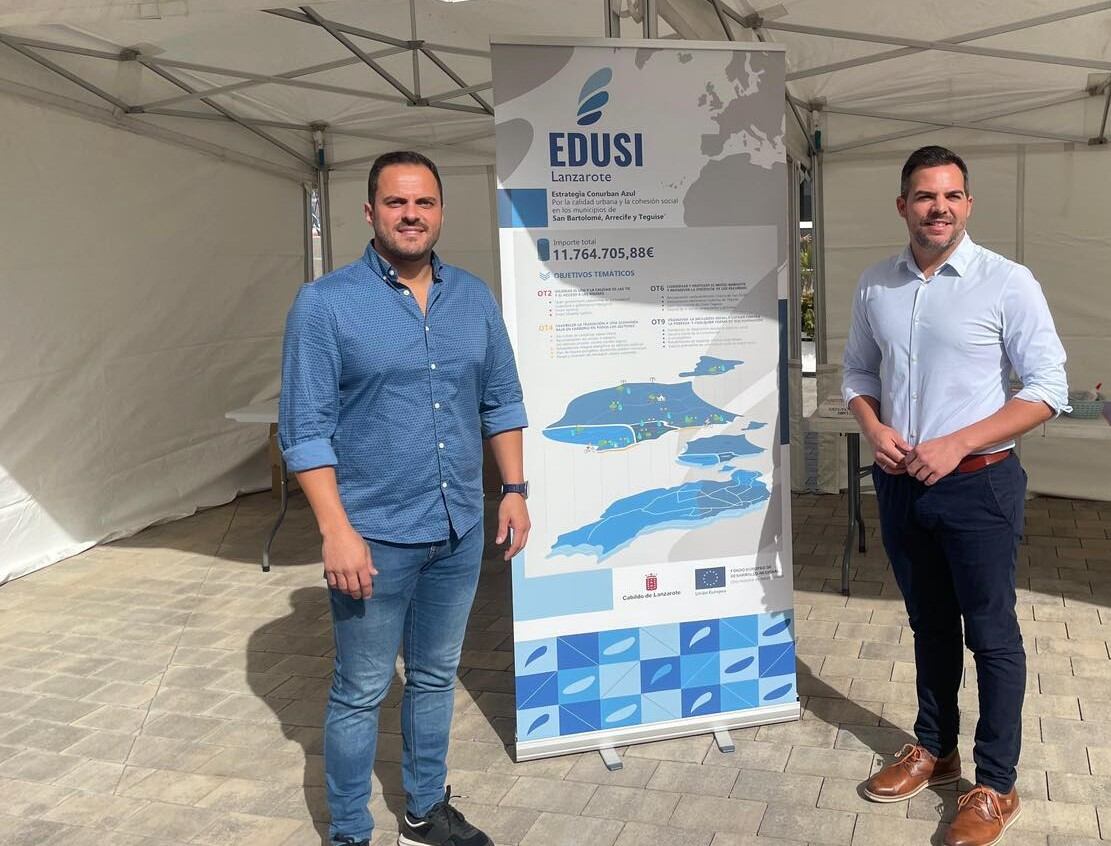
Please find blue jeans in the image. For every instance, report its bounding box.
[325,520,483,843]
[872,455,1026,794]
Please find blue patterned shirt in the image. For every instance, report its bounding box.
[279,242,527,543]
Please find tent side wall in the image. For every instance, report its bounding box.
[821,145,1111,499]
[0,92,305,583]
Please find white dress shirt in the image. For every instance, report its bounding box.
[842,234,1069,453]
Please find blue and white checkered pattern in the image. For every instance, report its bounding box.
[514,611,795,741]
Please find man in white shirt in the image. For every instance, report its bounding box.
[842,146,1069,846]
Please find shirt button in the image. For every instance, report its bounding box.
[438,442,445,449]
[911,355,918,362]
[402,289,411,296]
[441,481,448,488]
[912,393,918,400]
[434,402,441,409]
[430,363,437,370]
[425,325,430,332]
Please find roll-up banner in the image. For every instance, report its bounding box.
[492,38,797,762]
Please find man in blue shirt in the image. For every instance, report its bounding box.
[843,146,1069,846]
[280,151,530,846]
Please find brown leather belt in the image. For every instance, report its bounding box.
[955,449,1013,474]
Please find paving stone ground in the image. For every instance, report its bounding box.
[0,490,1108,845]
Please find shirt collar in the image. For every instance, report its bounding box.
[363,240,443,287]
[896,232,976,278]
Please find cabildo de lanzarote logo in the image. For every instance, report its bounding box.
[548,67,644,178]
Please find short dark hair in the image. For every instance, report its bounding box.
[367,151,443,203]
[900,146,969,197]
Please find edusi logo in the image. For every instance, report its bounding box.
[576,67,612,126]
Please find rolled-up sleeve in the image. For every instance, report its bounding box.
[279,284,341,471]
[1002,268,1071,416]
[479,293,528,438]
[842,280,883,405]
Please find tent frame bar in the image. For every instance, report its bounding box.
[138,57,315,168]
[0,35,129,111]
[755,19,1111,73]
[133,53,409,111]
[824,88,1103,153]
[807,101,1090,147]
[786,1,1111,81]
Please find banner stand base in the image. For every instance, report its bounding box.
[516,702,800,763]
[713,729,736,754]
[598,747,623,771]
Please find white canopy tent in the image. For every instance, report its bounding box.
[2,0,1108,583]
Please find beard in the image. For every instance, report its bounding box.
[373,220,440,262]
[912,218,964,253]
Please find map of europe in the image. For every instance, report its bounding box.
[550,469,770,560]
[543,381,735,452]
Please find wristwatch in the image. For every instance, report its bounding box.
[501,482,529,500]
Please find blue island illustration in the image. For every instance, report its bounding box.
[543,381,736,452]
[677,433,764,467]
[550,468,771,560]
[679,356,744,377]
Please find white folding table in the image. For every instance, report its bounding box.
[226,399,284,572]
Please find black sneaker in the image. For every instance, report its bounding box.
[398,788,493,846]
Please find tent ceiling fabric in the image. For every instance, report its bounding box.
[3,0,1110,173]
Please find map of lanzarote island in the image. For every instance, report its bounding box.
[550,469,770,560]
[543,381,736,452]
[677,434,763,467]
[679,356,744,377]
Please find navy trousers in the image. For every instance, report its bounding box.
[872,453,1027,793]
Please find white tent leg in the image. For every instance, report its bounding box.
[313,125,335,274]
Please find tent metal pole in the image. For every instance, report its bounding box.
[313,126,335,275]
[1095,84,1111,143]
[1016,147,1026,265]
[422,83,493,103]
[134,53,407,110]
[812,128,828,367]
[1,35,124,60]
[820,104,1089,146]
[418,47,494,114]
[0,77,308,181]
[759,20,1111,73]
[303,183,315,281]
[0,36,131,112]
[139,58,316,168]
[142,109,312,131]
[788,1,1111,81]
[264,8,491,58]
[643,0,659,38]
[605,0,621,37]
[300,6,418,102]
[825,91,1093,153]
[787,156,802,361]
[410,0,422,100]
[709,0,735,40]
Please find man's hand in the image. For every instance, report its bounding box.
[904,435,967,486]
[322,526,377,599]
[865,423,911,475]
[496,494,531,561]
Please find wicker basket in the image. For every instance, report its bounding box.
[1066,392,1106,419]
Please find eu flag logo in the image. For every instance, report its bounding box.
[694,566,726,590]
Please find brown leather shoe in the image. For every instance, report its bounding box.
[862,743,961,803]
[944,785,1021,846]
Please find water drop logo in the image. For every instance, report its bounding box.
[576,68,612,126]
